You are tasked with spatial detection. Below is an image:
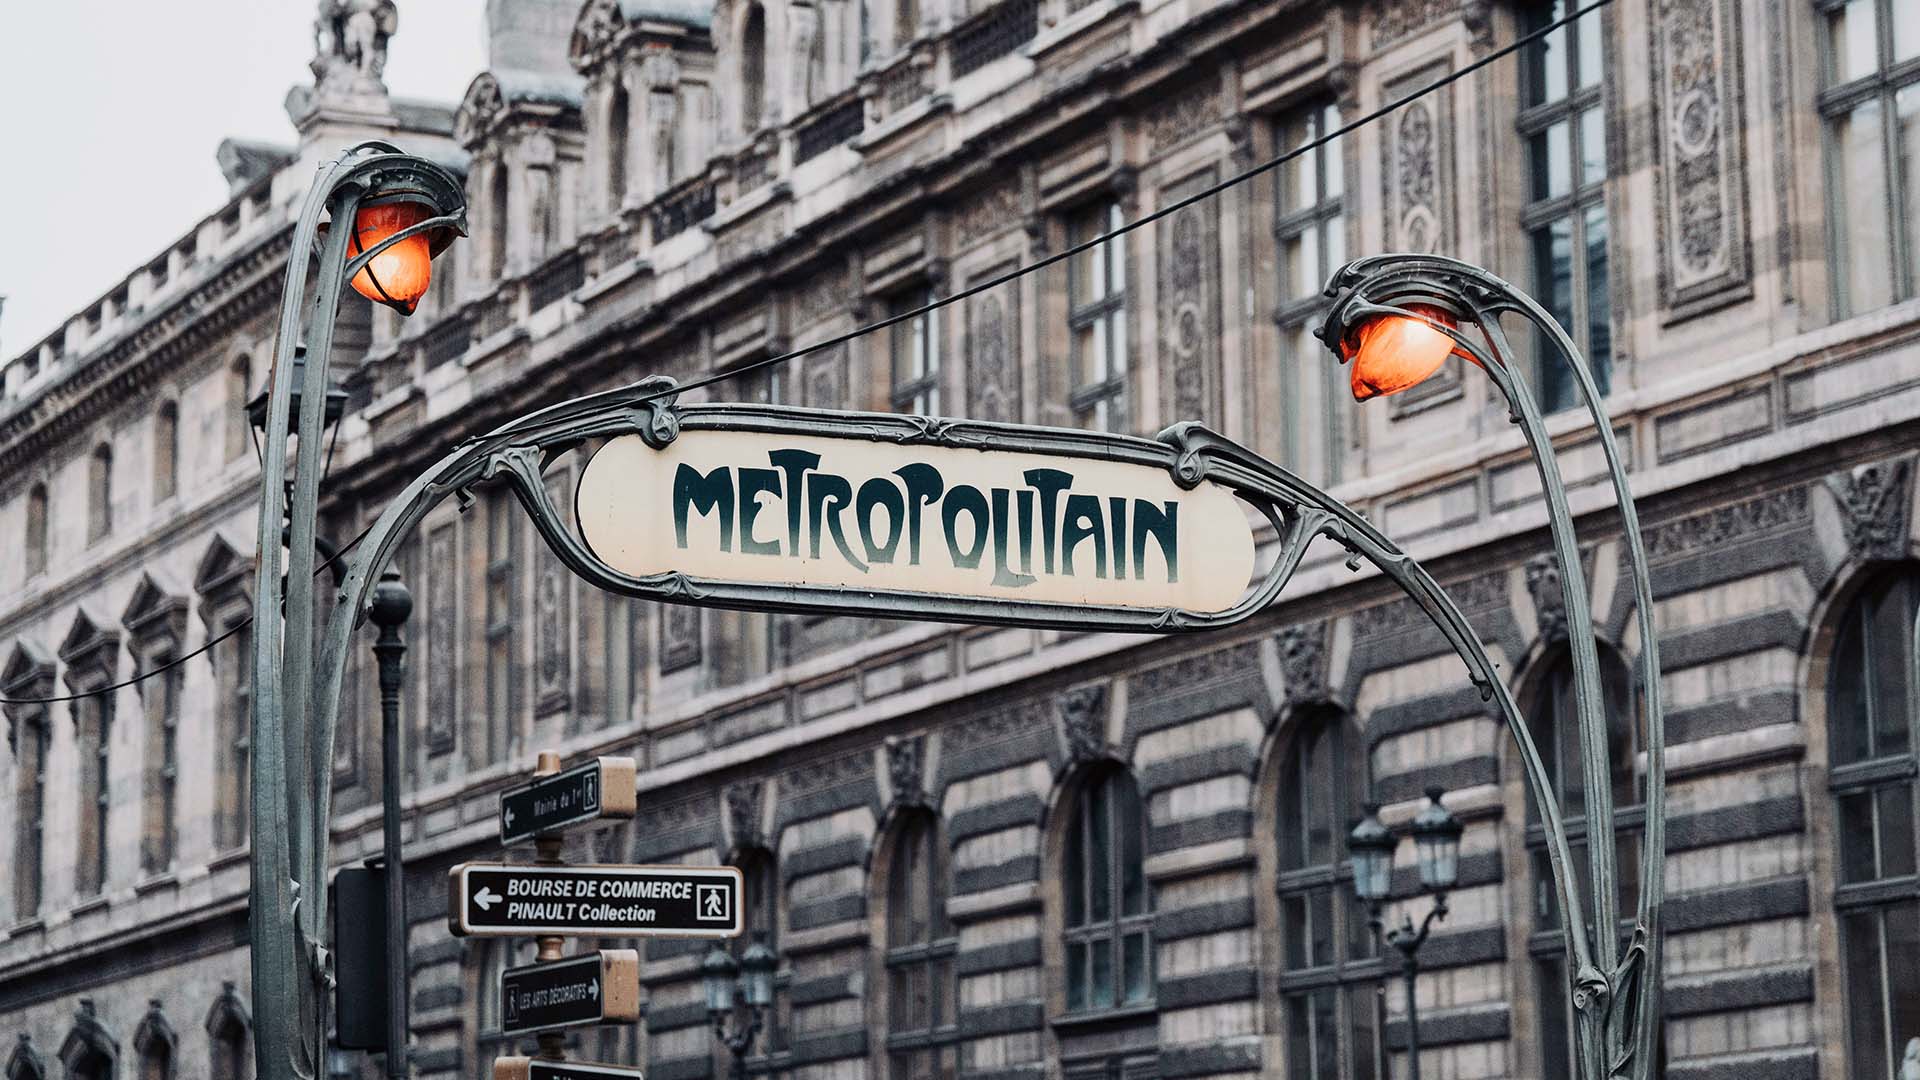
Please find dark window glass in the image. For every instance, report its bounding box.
[1062,768,1152,1013]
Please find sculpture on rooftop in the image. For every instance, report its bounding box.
[312,0,399,89]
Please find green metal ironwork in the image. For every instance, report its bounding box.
[251,146,1659,1080]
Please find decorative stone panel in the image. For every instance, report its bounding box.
[965,266,1021,423]
[425,523,457,755]
[1157,168,1221,427]
[1651,0,1753,320]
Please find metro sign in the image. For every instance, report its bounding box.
[493,1059,646,1080]
[449,863,743,938]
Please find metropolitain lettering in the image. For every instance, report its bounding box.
[671,452,1179,588]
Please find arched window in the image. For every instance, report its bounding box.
[153,402,178,502]
[7,1035,48,1080]
[1827,569,1920,1078]
[88,443,112,542]
[741,4,767,134]
[1062,766,1151,1013]
[132,1001,176,1080]
[205,983,251,1080]
[881,811,956,1079]
[225,354,251,463]
[1274,708,1377,1080]
[1524,645,1640,1078]
[608,83,630,210]
[58,1001,115,1080]
[25,482,49,577]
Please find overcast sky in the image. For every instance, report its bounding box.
[0,0,488,356]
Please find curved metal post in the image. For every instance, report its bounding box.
[250,144,465,1080]
[1320,253,1667,1080]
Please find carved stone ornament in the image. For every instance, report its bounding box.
[886,734,927,808]
[1159,168,1220,426]
[1828,459,1914,562]
[1652,0,1753,318]
[1525,553,1569,644]
[310,0,398,93]
[966,267,1020,422]
[1644,486,1809,560]
[569,0,625,70]
[1062,684,1109,764]
[725,780,765,850]
[1373,0,1459,50]
[454,73,505,148]
[1277,622,1330,706]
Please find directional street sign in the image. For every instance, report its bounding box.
[501,950,640,1036]
[449,863,743,938]
[493,1058,646,1080]
[500,757,637,846]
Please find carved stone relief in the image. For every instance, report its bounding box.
[1158,169,1221,427]
[661,604,702,672]
[1062,684,1109,764]
[886,734,927,807]
[966,267,1021,423]
[803,345,846,409]
[1277,622,1330,707]
[1146,82,1220,156]
[1644,486,1810,560]
[1380,62,1454,257]
[1371,0,1459,50]
[955,179,1021,245]
[1828,459,1914,562]
[1651,0,1752,318]
[426,524,457,754]
[1524,553,1569,644]
[726,779,765,849]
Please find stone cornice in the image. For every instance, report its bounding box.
[0,224,293,480]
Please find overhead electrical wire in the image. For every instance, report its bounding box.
[0,0,1612,707]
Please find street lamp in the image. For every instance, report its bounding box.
[248,347,350,586]
[248,142,464,1080]
[1348,788,1463,1080]
[1321,254,1667,1080]
[704,932,777,1080]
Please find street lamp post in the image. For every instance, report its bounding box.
[703,933,778,1080]
[1347,789,1464,1080]
[366,572,413,1080]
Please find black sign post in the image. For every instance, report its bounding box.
[493,1059,649,1080]
[449,863,744,938]
[501,950,640,1036]
[500,757,637,846]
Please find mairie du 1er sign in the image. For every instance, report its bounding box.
[576,429,1258,615]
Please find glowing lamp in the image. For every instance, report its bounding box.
[1340,303,1462,402]
[348,201,435,314]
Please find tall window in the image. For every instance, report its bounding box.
[5,646,53,920]
[1822,0,1920,315]
[25,482,48,577]
[491,162,511,281]
[883,812,957,1079]
[485,490,519,765]
[609,84,630,211]
[742,4,768,134]
[1062,767,1151,1013]
[1066,201,1129,432]
[63,619,120,900]
[88,443,112,543]
[1525,647,1639,1078]
[889,287,941,414]
[226,354,252,462]
[140,658,182,875]
[154,402,178,503]
[1827,570,1920,1078]
[1274,102,1346,483]
[1275,709,1377,1080]
[133,1004,175,1080]
[214,618,252,852]
[1520,0,1611,413]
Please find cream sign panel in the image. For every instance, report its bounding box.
[576,430,1259,614]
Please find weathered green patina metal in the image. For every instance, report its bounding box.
[252,149,1660,1080]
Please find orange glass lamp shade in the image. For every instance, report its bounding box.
[1340,304,1469,401]
[348,202,435,314]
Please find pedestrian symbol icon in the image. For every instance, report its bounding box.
[697,883,731,922]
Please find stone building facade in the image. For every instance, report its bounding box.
[3,0,1920,1078]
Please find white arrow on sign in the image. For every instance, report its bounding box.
[590,978,599,1000]
[474,886,503,912]
[504,806,516,827]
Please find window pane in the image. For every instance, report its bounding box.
[1878,784,1916,879]
[1829,0,1880,85]
[1531,126,1571,201]
[1584,204,1612,379]
[932,954,953,1027]
[1835,99,1895,315]
[1283,229,1320,301]
[1311,988,1339,1079]
[1886,905,1920,1071]
[1580,107,1606,186]
[1576,15,1601,89]
[1833,606,1873,764]
[1285,117,1319,211]
[1122,931,1150,1004]
[1090,935,1115,1009]
[1119,776,1145,916]
[1844,909,1889,1073]
[1088,777,1112,922]
[1538,954,1573,1077]
[1840,791,1879,883]
[1067,940,1088,1011]
[1304,725,1333,867]
[1106,204,1125,290]
[1323,105,1345,198]
[1901,88,1920,287]
[1347,892,1376,961]
[1534,218,1577,413]
[1109,309,1128,379]
[1065,797,1086,927]
[1347,985,1380,1080]
[1324,213,1346,280]
[1899,0,1920,63]
[1527,4,1570,106]
[1309,886,1335,968]
[1287,996,1314,1080]
[1283,895,1308,969]
[1868,578,1915,758]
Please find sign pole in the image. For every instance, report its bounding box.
[369,572,414,1079]
[530,750,567,1064]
